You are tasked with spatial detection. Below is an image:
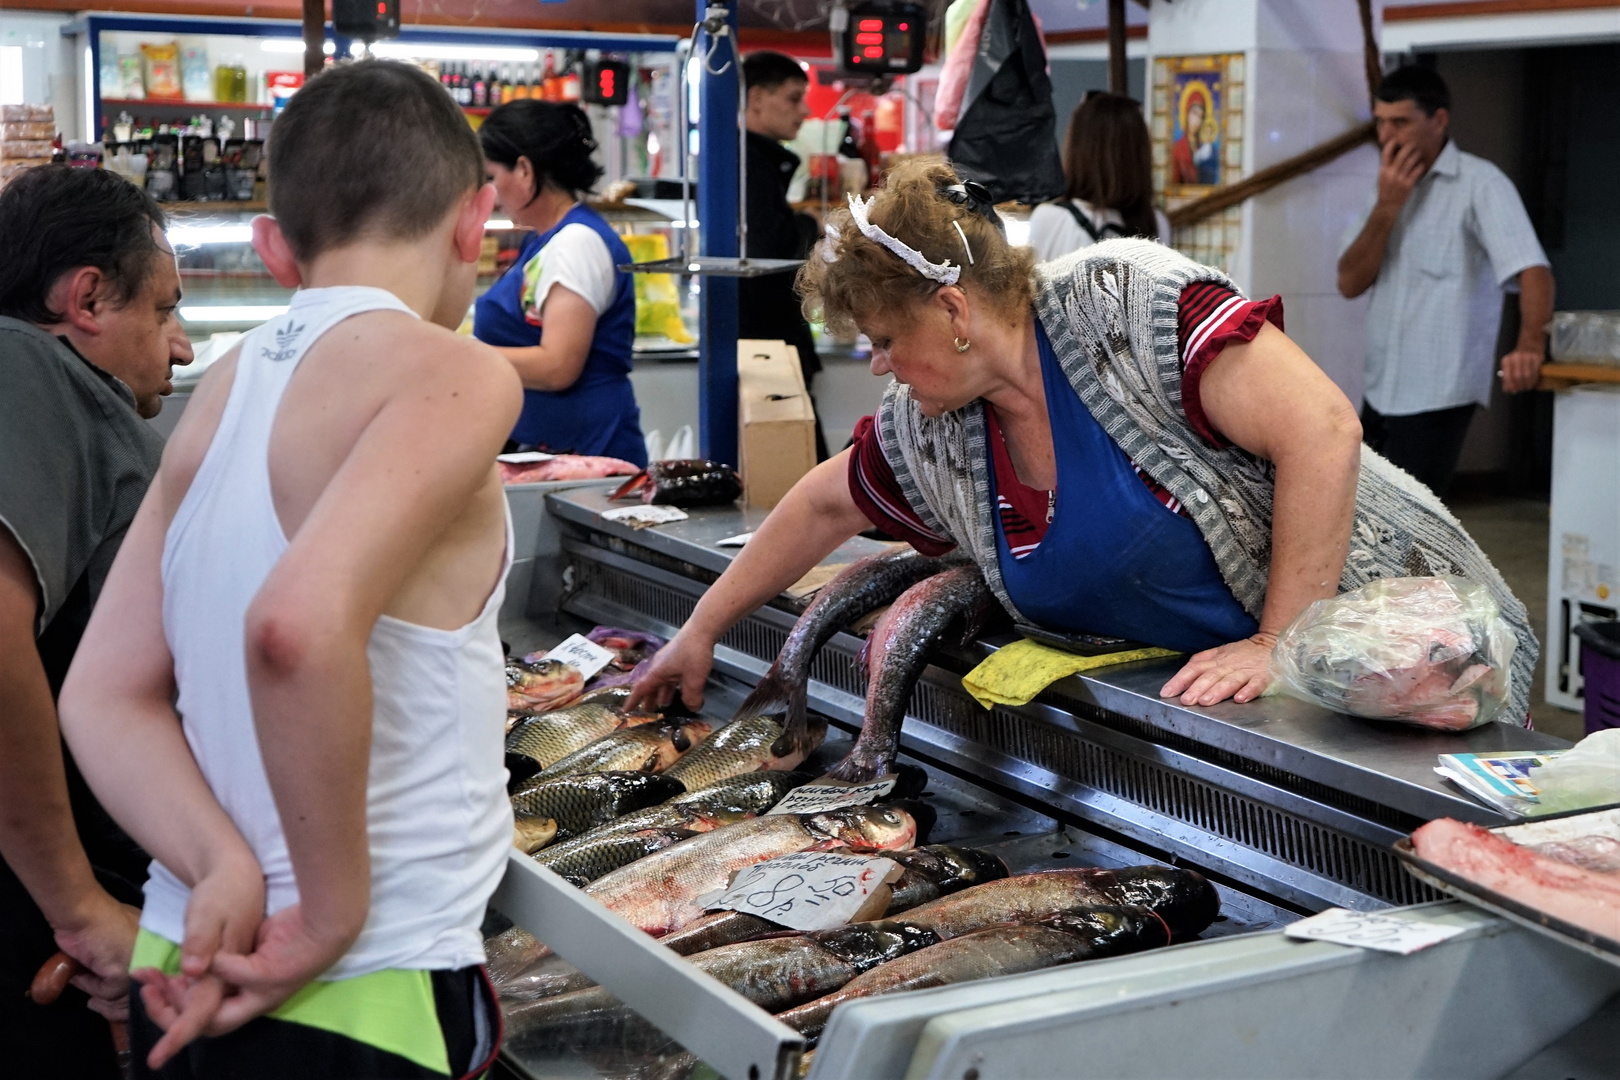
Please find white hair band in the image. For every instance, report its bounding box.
[845,192,962,286]
[951,220,974,265]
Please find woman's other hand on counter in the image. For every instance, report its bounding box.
[627,628,715,713]
[1159,632,1277,707]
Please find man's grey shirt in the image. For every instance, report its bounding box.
[0,316,163,689]
[1341,140,1549,416]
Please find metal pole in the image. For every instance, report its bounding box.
[1107,0,1127,97]
[696,0,740,467]
[302,0,325,77]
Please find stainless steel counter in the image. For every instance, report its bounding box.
[541,484,1568,912]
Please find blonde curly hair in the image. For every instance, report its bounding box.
[796,158,1037,337]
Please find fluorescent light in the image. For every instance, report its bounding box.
[261,39,336,55]
[369,43,540,63]
[1004,218,1030,249]
[0,47,22,105]
[487,218,513,230]
[180,305,287,323]
[169,224,255,246]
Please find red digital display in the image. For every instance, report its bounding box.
[863,45,884,58]
[858,18,883,30]
[856,32,883,44]
[837,4,924,75]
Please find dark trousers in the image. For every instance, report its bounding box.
[1361,402,1478,497]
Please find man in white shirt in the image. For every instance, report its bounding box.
[1338,65,1553,497]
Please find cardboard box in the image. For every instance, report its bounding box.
[738,339,817,510]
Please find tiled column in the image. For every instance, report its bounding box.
[1149,0,1382,402]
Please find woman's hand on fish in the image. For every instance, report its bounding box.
[132,851,265,1068]
[628,628,714,712]
[1159,632,1277,707]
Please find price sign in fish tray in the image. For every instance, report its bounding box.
[766,777,898,816]
[703,851,903,932]
[539,634,617,682]
[1284,907,1471,955]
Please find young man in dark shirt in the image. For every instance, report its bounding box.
[0,165,192,1076]
[739,50,829,459]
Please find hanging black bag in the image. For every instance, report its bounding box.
[947,0,1065,205]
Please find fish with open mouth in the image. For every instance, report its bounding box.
[507,656,585,713]
[609,459,742,507]
[823,566,999,783]
[662,713,828,792]
[582,805,919,938]
[534,717,712,780]
[734,547,969,756]
[776,906,1172,1041]
[510,771,687,851]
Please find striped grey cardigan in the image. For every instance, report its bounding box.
[875,239,1536,723]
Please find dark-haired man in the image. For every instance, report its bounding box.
[740,49,828,458]
[59,59,517,1077]
[1337,65,1553,497]
[0,164,191,1076]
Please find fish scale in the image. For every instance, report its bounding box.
[582,806,918,938]
[534,718,712,780]
[510,772,685,843]
[505,687,643,770]
[662,714,827,791]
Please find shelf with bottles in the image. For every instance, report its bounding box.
[432,53,583,113]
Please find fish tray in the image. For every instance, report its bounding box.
[1393,807,1620,971]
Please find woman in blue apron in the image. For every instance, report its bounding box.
[476,101,646,464]
[625,160,1536,726]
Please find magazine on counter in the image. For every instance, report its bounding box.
[1435,750,1565,814]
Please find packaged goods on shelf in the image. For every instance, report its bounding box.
[0,141,54,161]
[0,104,52,124]
[141,42,184,100]
[1,122,54,140]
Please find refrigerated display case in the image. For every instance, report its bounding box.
[478,483,1609,1080]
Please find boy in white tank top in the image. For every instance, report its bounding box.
[58,61,522,1077]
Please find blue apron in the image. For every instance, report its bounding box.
[994,323,1258,653]
[474,204,646,464]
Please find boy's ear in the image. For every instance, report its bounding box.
[251,216,303,288]
[454,184,497,265]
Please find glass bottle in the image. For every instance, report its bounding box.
[472,64,488,108]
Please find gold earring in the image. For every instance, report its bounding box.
[954,337,971,353]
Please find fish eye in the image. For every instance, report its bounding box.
[672,730,691,752]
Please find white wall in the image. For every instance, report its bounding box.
[1148,0,1382,405]
[0,11,80,141]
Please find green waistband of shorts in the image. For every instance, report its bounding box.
[131,928,452,1075]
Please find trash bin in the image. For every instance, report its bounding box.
[1573,620,1620,734]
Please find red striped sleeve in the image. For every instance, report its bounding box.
[847,415,958,556]
[1177,281,1284,446]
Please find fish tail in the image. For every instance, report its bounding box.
[732,664,792,722]
[776,680,818,758]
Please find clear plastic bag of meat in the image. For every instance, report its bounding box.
[1269,576,1517,731]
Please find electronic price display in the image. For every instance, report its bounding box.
[332,0,399,41]
[833,2,926,75]
[583,58,631,106]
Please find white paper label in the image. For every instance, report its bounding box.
[601,505,689,527]
[497,451,557,463]
[766,777,898,816]
[706,851,900,931]
[540,634,616,682]
[716,532,754,547]
[1284,907,1470,955]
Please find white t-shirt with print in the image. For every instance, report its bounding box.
[521,220,619,326]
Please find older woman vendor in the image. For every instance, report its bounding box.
[630,160,1535,722]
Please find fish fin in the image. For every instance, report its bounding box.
[608,471,649,501]
[770,680,820,760]
[732,665,791,722]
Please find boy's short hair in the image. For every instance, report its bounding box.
[1375,65,1451,117]
[742,51,808,93]
[0,165,166,324]
[268,60,482,261]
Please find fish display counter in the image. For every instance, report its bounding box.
[481,483,1607,1080]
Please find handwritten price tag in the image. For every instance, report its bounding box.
[601,505,689,528]
[765,777,898,816]
[540,634,616,682]
[1284,907,1470,955]
[704,851,902,932]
